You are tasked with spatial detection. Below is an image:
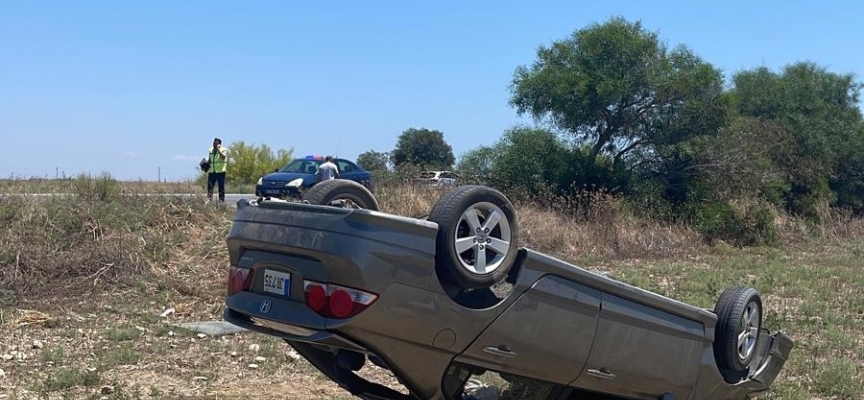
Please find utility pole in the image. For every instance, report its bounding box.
[158,167,161,182]
[55,167,58,179]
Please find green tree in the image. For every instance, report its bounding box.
[487,127,574,196]
[729,61,864,215]
[509,17,727,170]
[197,141,294,185]
[689,117,791,204]
[832,124,864,213]
[390,128,455,170]
[356,150,390,172]
[456,145,500,184]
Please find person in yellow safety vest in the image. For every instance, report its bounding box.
[207,137,229,202]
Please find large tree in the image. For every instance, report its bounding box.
[729,61,864,214]
[390,127,455,170]
[509,17,727,170]
[731,62,863,183]
[356,150,390,172]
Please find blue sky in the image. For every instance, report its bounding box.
[2,1,862,181]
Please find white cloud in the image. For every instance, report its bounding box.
[125,152,137,158]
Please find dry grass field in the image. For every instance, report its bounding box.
[1,177,863,399]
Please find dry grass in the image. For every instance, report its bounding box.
[1,179,864,399]
[0,175,203,195]
[513,201,704,263]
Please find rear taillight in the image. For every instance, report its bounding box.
[303,280,378,319]
[227,267,253,296]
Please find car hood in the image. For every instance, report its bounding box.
[262,172,311,183]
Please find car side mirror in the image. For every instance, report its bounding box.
[274,169,279,173]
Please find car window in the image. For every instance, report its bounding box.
[279,159,304,173]
[337,160,355,173]
[279,159,323,174]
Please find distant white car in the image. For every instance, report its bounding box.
[416,170,459,186]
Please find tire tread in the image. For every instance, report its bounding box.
[303,179,379,211]
[713,286,762,376]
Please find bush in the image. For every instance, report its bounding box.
[73,172,120,202]
[695,201,778,247]
[786,178,837,221]
[194,141,294,187]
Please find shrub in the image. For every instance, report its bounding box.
[695,200,779,247]
[73,172,121,202]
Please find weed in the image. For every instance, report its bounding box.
[42,367,101,391]
[40,347,67,365]
[103,326,142,342]
[814,358,862,398]
[98,344,142,368]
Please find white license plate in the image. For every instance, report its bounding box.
[262,269,291,297]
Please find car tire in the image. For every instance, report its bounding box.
[427,185,519,290]
[303,179,380,211]
[713,286,763,374]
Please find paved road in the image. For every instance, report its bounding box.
[223,194,256,204]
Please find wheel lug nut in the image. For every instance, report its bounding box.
[487,239,491,243]
[484,228,489,233]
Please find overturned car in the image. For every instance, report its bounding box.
[222,181,793,400]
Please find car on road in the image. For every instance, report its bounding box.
[255,155,374,198]
[416,170,459,187]
[223,182,793,400]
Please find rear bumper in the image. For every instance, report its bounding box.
[223,286,360,347]
[223,300,418,400]
[743,330,795,393]
[255,184,303,198]
[702,328,794,399]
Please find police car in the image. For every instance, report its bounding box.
[255,155,374,198]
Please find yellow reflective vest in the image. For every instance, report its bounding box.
[208,147,228,173]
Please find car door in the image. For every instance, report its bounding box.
[570,292,703,399]
[453,275,602,386]
[336,160,357,180]
[337,160,372,187]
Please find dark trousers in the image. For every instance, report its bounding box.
[207,172,226,201]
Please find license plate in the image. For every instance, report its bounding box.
[265,188,281,195]
[262,269,291,297]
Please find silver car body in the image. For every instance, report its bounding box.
[223,199,793,400]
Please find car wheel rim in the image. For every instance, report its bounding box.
[453,201,511,276]
[737,301,760,362]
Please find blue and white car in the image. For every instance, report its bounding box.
[255,155,374,198]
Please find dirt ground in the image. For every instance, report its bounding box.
[0,290,410,400]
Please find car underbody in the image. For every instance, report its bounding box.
[222,182,794,400]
